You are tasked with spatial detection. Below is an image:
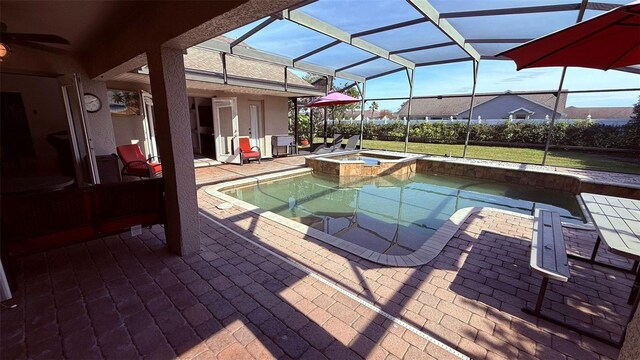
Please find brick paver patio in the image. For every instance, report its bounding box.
[2,155,637,359]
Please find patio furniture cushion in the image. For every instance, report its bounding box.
[239,138,261,164]
[0,178,166,257]
[241,151,260,158]
[124,162,162,177]
[1,189,95,256]
[117,144,162,178]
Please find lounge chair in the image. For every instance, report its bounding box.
[312,134,344,155]
[342,135,360,151]
[117,144,162,178]
[239,138,261,165]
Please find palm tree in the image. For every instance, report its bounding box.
[111,91,126,104]
[369,101,379,118]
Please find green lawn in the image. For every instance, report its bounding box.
[354,139,640,174]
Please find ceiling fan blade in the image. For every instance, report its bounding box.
[9,41,70,55]
[1,32,70,45]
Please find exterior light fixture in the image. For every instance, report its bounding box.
[0,42,9,61]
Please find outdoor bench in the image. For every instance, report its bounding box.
[523,209,571,316]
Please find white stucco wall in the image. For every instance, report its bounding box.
[82,80,117,156]
[1,48,116,159]
[231,93,289,158]
[111,114,147,156]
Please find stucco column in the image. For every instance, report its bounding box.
[147,46,200,256]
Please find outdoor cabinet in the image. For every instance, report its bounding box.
[272,135,293,157]
[96,154,121,184]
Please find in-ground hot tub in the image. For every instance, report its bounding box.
[305,150,421,177]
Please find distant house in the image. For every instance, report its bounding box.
[342,109,388,120]
[564,106,633,121]
[397,91,567,121]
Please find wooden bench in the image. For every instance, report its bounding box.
[524,209,571,316]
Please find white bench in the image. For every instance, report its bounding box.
[524,209,571,316]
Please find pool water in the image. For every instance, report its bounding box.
[341,156,381,166]
[226,173,583,256]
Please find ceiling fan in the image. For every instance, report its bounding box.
[0,22,71,60]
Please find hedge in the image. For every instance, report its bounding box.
[320,120,640,150]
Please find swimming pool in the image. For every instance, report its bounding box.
[225,172,583,256]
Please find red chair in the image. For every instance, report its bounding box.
[239,138,261,165]
[116,144,162,178]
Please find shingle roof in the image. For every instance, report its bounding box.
[185,45,311,88]
[564,106,633,119]
[397,91,568,117]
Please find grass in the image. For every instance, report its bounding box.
[352,139,640,174]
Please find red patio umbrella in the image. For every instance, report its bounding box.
[498,0,640,70]
[304,91,361,146]
[305,91,360,107]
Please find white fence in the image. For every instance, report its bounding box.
[327,117,630,127]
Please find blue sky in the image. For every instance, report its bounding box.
[225,0,640,112]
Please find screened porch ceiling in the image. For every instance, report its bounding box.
[194,0,637,88]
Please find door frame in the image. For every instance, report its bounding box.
[59,73,100,184]
[141,91,159,159]
[248,101,263,149]
[212,97,239,164]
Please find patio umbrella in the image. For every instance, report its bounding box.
[305,91,360,107]
[498,0,640,70]
[305,91,361,145]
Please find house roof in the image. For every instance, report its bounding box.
[564,106,634,119]
[396,91,568,117]
[343,109,376,119]
[186,37,312,89]
[111,36,322,98]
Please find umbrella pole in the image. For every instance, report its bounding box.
[310,108,314,150]
[324,107,328,145]
[542,67,567,166]
[463,60,479,158]
[404,68,415,153]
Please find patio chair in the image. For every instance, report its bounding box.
[312,134,344,155]
[116,144,162,178]
[342,135,360,151]
[239,138,261,165]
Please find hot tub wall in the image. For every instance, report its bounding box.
[416,158,640,198]
[306,156,416,177]
[306,157,339,176]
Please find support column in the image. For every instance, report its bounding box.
[293,98,299,154]
[542,67,567,165]
[323,76,330,145]
[463,60,479,158]
[357,81,366,149]
[147,46,200,256]
[404,68,415,153]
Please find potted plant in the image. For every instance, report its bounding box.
[299,135,309,146]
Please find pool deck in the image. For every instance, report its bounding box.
[2,154,639,360]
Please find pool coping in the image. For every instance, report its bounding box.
[307,149,423,164]
[204,168,544,267]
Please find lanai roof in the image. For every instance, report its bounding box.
[194,0,638,87]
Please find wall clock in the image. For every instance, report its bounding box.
[84,93,102,113]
